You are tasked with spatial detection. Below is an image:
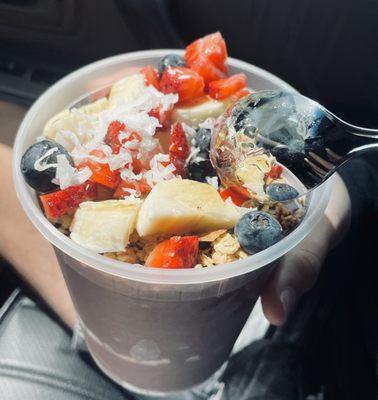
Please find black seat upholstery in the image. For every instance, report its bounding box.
[0,290,132,400]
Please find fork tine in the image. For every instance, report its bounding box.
[304,157,328,177]
[325,148,343,162]
[308,151,335,171]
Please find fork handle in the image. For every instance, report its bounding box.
[342,121,378,157]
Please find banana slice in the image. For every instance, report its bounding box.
[109,73,146,106]
[136,179,239,237]
[171,96,228,127]
[70,200,141,253]
[78,97,109,114]
[42,97,108,147]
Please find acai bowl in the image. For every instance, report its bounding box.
[13,33,332,394]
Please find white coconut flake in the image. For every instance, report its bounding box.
[106,148,133,171]
[205,176,219,189]
[182,122,197,142]
[121,187,141,199]
[144,153,176,187]
[34,147,59,171]
[55,130,82,152]
[52,154,92,190]
[198,118,215,132]
[120,167,143,181]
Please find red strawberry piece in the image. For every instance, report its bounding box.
[160,66,205,103]
[145,236,199,268]
[40,181,97,219]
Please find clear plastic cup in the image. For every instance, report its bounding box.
[13,50,332,395]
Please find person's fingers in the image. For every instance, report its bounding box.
[261,215,334,325]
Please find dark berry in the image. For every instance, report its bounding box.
[266,183,299,201]
[235,211,282,254]
[158,54,186,76]
[194,127,212,154]
[21,140,73,193]
[188,159,215,183]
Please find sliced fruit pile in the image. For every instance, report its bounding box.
[20,32,304,269]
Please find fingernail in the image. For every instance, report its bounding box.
[280,287,296,318]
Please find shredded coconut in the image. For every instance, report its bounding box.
[198,118,215,132]
[34,147,59,171]
[182,122,197,142]
[144,153,176,187]
[120,167,143,181]
[52,154,92,190]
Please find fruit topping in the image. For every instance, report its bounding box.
[145,236,199,268]
[169,122,189,176]
[185,32,228,83]
[266,183,299,201]
[194,127,212,154]
[78,150,120,189]
[267,165,283,179]
[104,121,141,154]
[149,106,173,128]
[235,211,283,254]
[21,140,74,193]
[141,65,160,89]
[113,177,151,199]
[208,73,247,100]
[157,54,186,76]
[171,96,228,126]
[136,179,240,237]
[160,66,205,103]
[70,200,140,253]
[40,181,97,219]
[220,186,250,206]
[188,159,215,183]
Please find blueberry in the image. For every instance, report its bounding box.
[266,183,299,201]
[194,128,212,154]
[188,159,216,183]
[21,140,73,192]
[158,54,186,76]
[235,211,283,254]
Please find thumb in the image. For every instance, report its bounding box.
[261,215,334,325]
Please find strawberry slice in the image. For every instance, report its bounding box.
[185,32,228,83]
[149,106,173,129]
[267,165,283,179]
[113,178,151,199]
[105,121,141,154]
[105,121,125,154]
[160,66,205,103]
[187,55,227,84]
[169,122,189,176]
[186,32,228,72]
[78,150,120,189]
[208,73,247,100]
[232,88,251,100]
[40,181,97,219]
[146,236,199,269]
[141,65,160,90]
[85,160,120,189]
[220,185,250,206]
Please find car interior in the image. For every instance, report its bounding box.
[0,1,377,399]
